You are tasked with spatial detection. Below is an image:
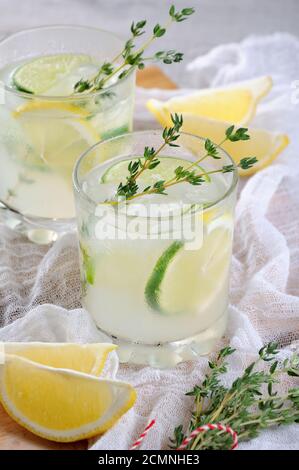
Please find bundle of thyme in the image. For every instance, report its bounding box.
[170,343,299,450]
[107,113,257,205]
[74,5,195,93]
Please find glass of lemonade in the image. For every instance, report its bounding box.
[73,131,238,367]
[0,26,135,243]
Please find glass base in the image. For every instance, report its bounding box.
[97,310,228,368]
[0,202,75,245]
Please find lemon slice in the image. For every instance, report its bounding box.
[3,342,116,376]
[147,76,272,125]
[0,355,136,442]
[147,110,289,176]
[181,114,289,176]
[13,54,92,95]
[13,101,99,177]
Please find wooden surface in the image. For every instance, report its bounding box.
[136,66,177,90]
[0,406,87,450]
[0,66,175,451]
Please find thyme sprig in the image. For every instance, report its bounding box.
[107,113,257,205]
[116,113,183,199]
[74,5,195,93]
[170,343,299,450]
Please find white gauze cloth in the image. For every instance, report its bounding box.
[0,33,299,450]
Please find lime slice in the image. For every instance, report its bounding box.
[145,220,232,315]
[145,241,184,313]
[101,124,130,141]
[102,156,210,185]
[80,242,95,286]
[13,54,92,95]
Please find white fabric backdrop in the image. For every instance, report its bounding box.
[0,33,299,449]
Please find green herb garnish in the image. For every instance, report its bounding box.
[170,343,299,450]
[74,5,195,93]
[106,113,257,205]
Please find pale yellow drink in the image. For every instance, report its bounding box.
[0,26,135,239]
[74,132,237,367]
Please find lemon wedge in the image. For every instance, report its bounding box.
[3,342,116,377]
[0,354,136,442]
[13,101,99,177]
[147,110,289,176]
[147,76,272,125]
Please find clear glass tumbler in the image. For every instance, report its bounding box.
[73,131,238,367]
[0,26,135,243]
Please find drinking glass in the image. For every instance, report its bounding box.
[0,26,135,243]
[73,131,238,367]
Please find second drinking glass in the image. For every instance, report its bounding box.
[0,25,135,242]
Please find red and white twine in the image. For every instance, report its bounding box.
[130,419,156,450]
[129,420,238,450]
[176,422,238,450]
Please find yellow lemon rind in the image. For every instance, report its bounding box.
[146,76,273,126]
[146,105,290,177]
[238,133,290,177]
[12,101,90,118]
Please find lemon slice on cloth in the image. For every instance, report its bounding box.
[147,76,272,125]
[3,342,116,377]
[179,114,289,176]
[147,110,289,176]
[0,354,136,442]
[12,101,99,177]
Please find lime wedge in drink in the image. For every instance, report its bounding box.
[102,156,221,315]
[144,241,184,313]
[145,219,233,315]
[102,156,210,185]
[80,242,95,291]
[13,54,92,95]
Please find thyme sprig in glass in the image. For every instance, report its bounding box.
[107,113,257,205]
[170,343,299,450]
[74,5,195,93]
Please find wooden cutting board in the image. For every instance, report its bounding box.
[136,65,177,90]
[0,66,177,451]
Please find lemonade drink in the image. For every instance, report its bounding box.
[73,132,238,367]
[0,26,135,235]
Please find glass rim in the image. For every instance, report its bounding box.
[73,129,239,212]
[0,24,135,102]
